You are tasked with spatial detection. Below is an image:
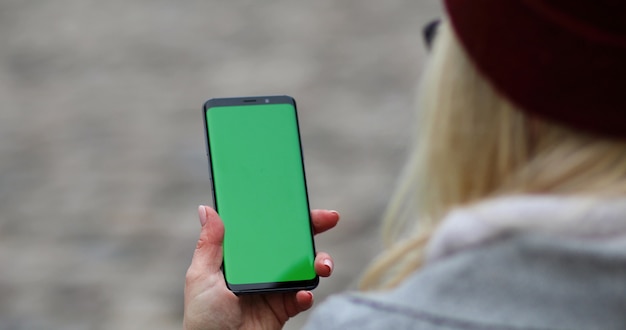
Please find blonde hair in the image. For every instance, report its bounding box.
[359,22,626,290]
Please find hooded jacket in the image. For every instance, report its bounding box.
[304,196,626,330]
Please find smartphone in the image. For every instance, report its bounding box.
[202,95,318,294]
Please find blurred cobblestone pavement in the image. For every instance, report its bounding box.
[0,1,441,329]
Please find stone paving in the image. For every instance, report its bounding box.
[0,1,441,329]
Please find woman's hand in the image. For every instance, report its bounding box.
[183,205,339,330]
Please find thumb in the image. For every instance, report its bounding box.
[188,206,225,276]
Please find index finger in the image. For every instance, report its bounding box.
[310,209,340,235]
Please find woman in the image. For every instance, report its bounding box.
[184,0,626,329]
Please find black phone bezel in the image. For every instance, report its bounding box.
[202,95,319,294]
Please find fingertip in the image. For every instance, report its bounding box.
[315,252,333,277]
[323,258,333,274]
[198,205,208,227]
[311,209,340,235]
[296,290,314,311]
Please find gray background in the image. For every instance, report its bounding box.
[0,1,441,329]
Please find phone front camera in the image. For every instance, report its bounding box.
[264,99,270,103]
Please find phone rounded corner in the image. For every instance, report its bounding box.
[203,98,217,112]
[280,95,297,106]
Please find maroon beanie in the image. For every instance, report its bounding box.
[444,0,626,139]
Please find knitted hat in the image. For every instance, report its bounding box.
[444,0,626,139]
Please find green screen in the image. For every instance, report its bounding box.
[206,103,316,285]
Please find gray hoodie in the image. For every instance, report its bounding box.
[304,196,626,330]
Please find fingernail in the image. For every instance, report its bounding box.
[323,259,333,273]
[330,210,339,218]
[198,205,207,227]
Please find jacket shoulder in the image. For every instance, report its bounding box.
[304,235,626,330]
